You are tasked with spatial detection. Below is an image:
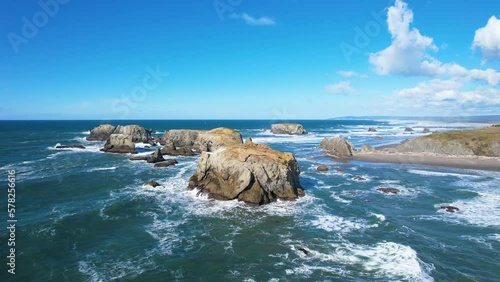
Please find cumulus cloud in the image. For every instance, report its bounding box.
[473,16,500,62]
[388,78,500,113]
[337,71,358,77]
[369,0,500,86]
[369,0,437,76]
[229,13,275,26]
[325,81,353,95]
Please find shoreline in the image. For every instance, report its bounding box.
[352,152,500,172]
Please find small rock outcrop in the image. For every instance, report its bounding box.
[317,165,329,172]
[56,145,86,149]
[195,128,243,152]
[405,127,414,132]
[188,142,304,205]
[320,137,355,159]
[423,127,430,133]
[377,188,400,194]
[440,205,460,213]
[102,134,136,154]
[113,125,152,143]
[145,181,161,188]
[360,144,375,153]
[368,127,377,132]
[154,160,178,167]
[87,124,116,141]
[271,123,307,135]
[147,149,165,163]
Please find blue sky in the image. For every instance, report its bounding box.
[1,0,499,119]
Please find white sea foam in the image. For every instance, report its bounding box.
[408,169,482,179]
[369,213,386,222]
[288,241,434,281]
[311,215,372,233]
[89,167,117,172]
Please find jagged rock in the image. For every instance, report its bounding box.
[368,127,377,132]
[56,145,86,149]
[154,160,178,167]
[377,188,400,194]
[317,165,329,172]
[188,142,304,205]
[147,149,165,163]
[423,127,430,133]
[405,127,414,132]
[440,205,460,212]
[360,144,375,153]
[87,124,116,141]
[163,130,202,147]
[102,134,136,154]
[113,125,152,143]
[195,128,243,152]
[154,136,166,146]
[160,139,195,156]
[320,137,355,159]
[271,123,307,135]
[145,181,161,188]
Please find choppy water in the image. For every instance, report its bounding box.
[0,119,499,281]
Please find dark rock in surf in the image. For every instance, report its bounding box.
[56,144,86,149]
[377,187,400,194]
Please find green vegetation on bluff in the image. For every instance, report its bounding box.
[422,126,500,156]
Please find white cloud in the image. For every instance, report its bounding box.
[388,78,500,113]
[369,0,500,86]
[473,16,500,62]
[337,70,358,77]
[229,13,275,26]
[325,81,353,95]
[369,0,437,76]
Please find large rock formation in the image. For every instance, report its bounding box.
[271,123,307,135]
[195,128,243,152]
[320,137,355,159]
[113,125,152,143]
[394,138,476,156]
[188,142,304,205]
[101,134,136,154]
[87,124,116,141]
[163,130,202,147]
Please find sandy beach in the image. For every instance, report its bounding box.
[353,152,500,172]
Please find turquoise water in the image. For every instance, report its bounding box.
[0,119,499,281]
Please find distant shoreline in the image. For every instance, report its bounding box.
[353,152,500,172]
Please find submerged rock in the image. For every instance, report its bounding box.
[188,142,304,205]
[154,160,178,167]
[87,124,116,141]
[145,181,161,188]
[405,127,414,132]
[353,176,367,181]
[440,205,460,213]
[297,247,309,255]
[102,134,136,154]
[320,137,355,159]
[368,127,377,132]
[271,123,307,135]
[56,144,86,149]
[317,165,329,172]
[377,188,400,194]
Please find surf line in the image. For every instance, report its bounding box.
[7,169,16,275]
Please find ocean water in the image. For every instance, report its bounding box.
[0,119,499,282]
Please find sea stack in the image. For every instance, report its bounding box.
[188,142,305,205]
[271,123,307,135]
[101,134,136,154]
[320,137,355,159]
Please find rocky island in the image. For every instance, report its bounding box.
[271,123,307,135]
